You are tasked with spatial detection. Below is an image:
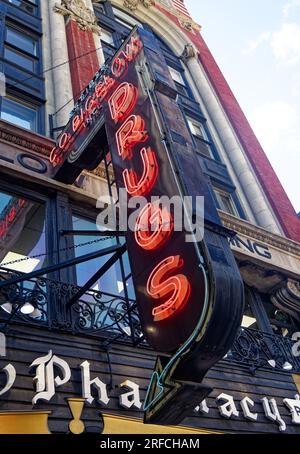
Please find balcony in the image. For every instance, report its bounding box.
[1,266,299,373]
[228,326,300,373]
[0,266,143,347]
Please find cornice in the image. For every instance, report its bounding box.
[54,0,101,34]
[0,121,54,157]
[220,211,300,257]
[100,0,201,32]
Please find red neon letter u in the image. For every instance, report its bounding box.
[123,147,158,197]
[116,115,148,160]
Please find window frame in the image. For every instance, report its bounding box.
[0,94,40,132]
[213,186,239,217]
[4,23,39,74]
[6,0,39,17]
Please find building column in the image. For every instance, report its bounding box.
[52,0,101,100]
[47,0,74,130]
[85,0,105,66]
[184,52,283,235]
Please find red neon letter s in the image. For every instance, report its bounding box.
[116,115,148,160]
[134,203,173,251]
[108,82,137,123]
[147,256,191,322]
[123,147,158,197]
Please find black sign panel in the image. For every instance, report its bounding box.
[52,28,244,424]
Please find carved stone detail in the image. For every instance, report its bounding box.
[181,43,197,62]
[123,0,155,11]
[220,211,300,257]
[178,17,194,32]
[0,128,52,157]
[54,0,101,34]
[271,279,300,321]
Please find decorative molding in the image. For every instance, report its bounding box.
[181,43,197,62]
[54,0,101,34]
[271,279,300,321]
[111,0,201,32]
[178,16,194,32]
[123,0,155,11]
[220,211,300,257]
[0,123,53,158]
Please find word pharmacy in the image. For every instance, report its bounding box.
[0,344,300,432]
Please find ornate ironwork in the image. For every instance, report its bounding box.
[228,327,300,373]
[0,267,143,346]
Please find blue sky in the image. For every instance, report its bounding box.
[185,0,300,213]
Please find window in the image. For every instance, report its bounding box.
[1,97,37,131]
[4,26,37,73]
[168,66,189,97]
[168,66,185,85]
[4,47,34,72]
[0,189,46,321]
[0,191,46,273]
[72,215,135,299]
[213,187,238,216]
[242,300,258,329]
[8,0,38,16]
[101,29,115,46]
[6,27,36,55]
[112,7,143,29]
[100,28,116,61]
[187,117,214,158]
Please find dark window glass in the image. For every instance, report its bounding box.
[187,117,214,158]
[214,188,238,216]
[4,46,34,72]
[0,192,46,272]
[8,0,38,15]
[1,97,37,131]
[72,215,134,299]
[6,27,36,55]
[0,190,46,321]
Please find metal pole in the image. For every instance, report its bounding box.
[0,244,123,288]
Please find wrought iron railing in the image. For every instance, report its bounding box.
[0,266,299,370]
[228,327,300,373]
[0,267,143,346]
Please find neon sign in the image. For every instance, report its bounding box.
[52,28,244,425]
[50,38,143,172]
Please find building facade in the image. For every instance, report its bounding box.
[0,0,300,434]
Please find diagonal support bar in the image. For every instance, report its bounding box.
[0,244,123,289]
[67,243,127,307]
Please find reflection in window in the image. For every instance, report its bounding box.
[1,97,37,131]
[0,192,46,273]
[101,29,115,46]
[168,66,189,97]
[4,47,34,72]
[72,215,135,299]
[6,27,37,55]
[0,191,46,321]
[213,187,238,217]
[187,117,214,159]
[8,0,38,15]
[112,7,143,29]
